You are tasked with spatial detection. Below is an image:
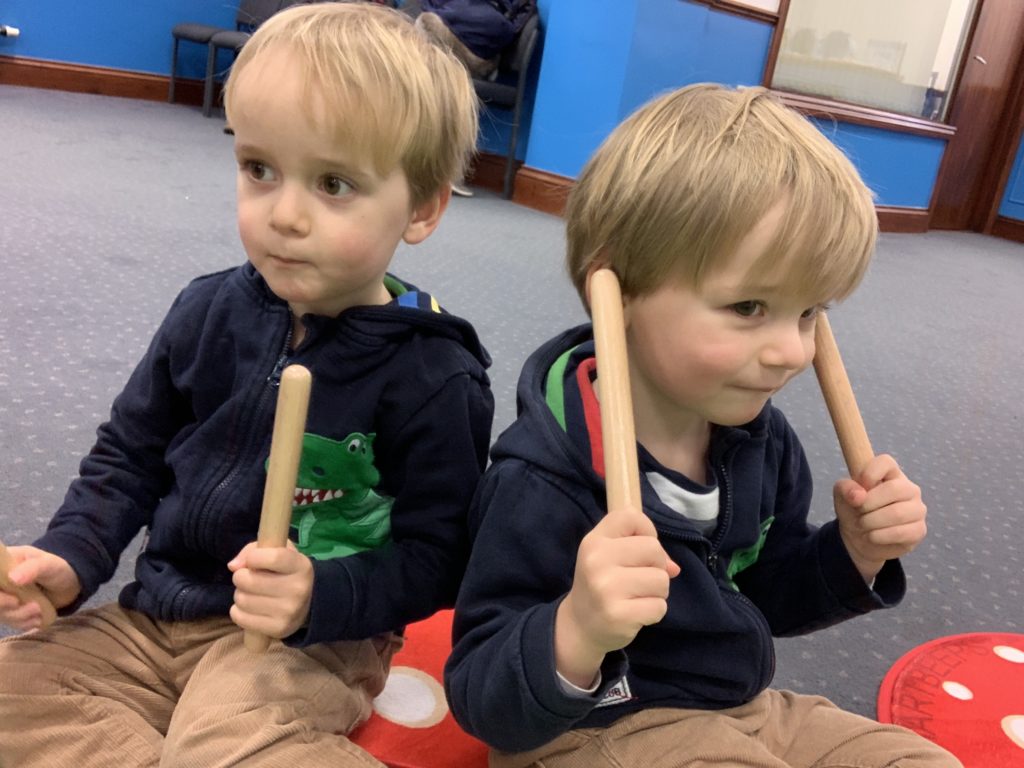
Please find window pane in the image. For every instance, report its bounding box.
[771,0,977,121]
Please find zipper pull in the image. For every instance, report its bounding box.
[267,352,290,387]
[706,551,719,575]
[267,323,295,387]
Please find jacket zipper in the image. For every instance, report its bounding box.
[709,453,775,690]
[173,322,294,619]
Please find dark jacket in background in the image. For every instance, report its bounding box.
[420,0,534,59]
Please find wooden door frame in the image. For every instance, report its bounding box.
[929,0,1024,231]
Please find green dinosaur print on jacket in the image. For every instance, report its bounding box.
[284,432,393,560]
[725,516,774,591]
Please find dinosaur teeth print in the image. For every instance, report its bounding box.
[293,488,345,506]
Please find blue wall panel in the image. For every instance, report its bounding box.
[2,0,951,210]
[812,120,945,208]
[0,1,239,79]
[504,0,637,177]
[998,133,1024,222]
[521,0,773,181]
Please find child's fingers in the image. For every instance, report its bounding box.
[230,544,295,574]
[620,566,673,601]
[0,599,43,631]
[602,506,658,538]
[856,499,927,532]
[7,556,45,588]
[860,516,928,547]
[609,596,671,629]
[834,478,868,509]
[854,453,902,490]
[586,518,679,576]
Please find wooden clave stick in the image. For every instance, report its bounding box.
[244,363,312,653]
[0,540,58,629]
[589,268,642,514]
[812,313,874,479]
[590,269,874,505]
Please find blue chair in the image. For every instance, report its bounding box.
[168,0,284,111]
[471,12,540,199]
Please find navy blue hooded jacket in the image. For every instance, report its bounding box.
[420,0,534,60]
[34,264,493,646]
[444,325,904,753]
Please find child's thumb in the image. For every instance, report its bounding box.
[9,558,41,587]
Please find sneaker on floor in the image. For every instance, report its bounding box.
[451,183,474,197]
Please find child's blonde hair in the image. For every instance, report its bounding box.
[224,2,478,206]
[566,84,877,308]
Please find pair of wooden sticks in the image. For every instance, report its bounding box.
[1,270,872,640]
[589,268,873,515]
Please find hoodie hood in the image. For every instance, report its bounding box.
[241,262,491,370]
[490,323,769,490]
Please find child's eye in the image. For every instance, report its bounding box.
[801,303,831,320]
[242,160,274,182]
[731,301,765,318]
[320,175,354,197]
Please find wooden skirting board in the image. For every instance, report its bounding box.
[2,54,943,234]
[474,155,933,233]
[991,215,1024,244]
[0,54,207,106]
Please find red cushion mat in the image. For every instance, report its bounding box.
[350,609,488,768]
[877,632,1024,766]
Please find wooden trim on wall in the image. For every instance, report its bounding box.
[473,153,928,233]
[991,215,1024,243]
[774,91,956,139]
[469,154,572,216]
[761,0,789,82]
[982,49,1024,232]
[0,55,205,106]
[698,1,780,25]
[876,206,930,234]
[511,166,573,216]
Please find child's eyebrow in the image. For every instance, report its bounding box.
[232,142,263,158]
[230,144,374,184]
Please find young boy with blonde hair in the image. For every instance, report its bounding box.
[0,4,492,765]
[445,84,961,767]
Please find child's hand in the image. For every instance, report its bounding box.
[0,546,80,631]
[555,508,680,688]
[833,453,927,584]
[228,541,314,639]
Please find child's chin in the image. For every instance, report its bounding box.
[714,402,770,426]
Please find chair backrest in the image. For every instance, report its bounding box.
[501,12,539,76]
[236,0,289,30]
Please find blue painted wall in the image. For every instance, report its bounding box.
[511,0,772,178]
[3,0,948,209]
[813,120,945,209]
[0,0,240,79]
[998,132,1024,222]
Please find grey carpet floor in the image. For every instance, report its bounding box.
[1,84,1022,720]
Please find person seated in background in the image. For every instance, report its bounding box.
[403,0,535,79]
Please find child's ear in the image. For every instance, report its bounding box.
[403,186,452,245]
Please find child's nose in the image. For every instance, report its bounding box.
[761,324,812,370]
[270,184,311,236]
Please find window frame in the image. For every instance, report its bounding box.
[761,0,978,138]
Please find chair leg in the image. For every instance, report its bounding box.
[202,43,218,117]
[503,117,521,200]
[169,38,179,103]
